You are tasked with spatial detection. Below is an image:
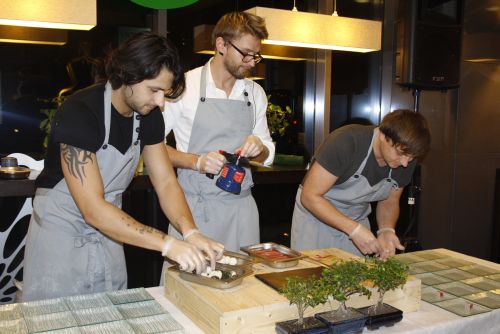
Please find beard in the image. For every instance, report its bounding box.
[224,58,251,79]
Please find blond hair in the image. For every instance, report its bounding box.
[212,11,268,47]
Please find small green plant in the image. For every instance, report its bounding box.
[266,95,292,138]
[39,95,66,150]
[366,257,409,310]
[280,275,328,326]
[321,260,371,314]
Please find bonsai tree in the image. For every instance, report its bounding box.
[280,275,328,327]
[366,257,409,310]
[321,260,371,315]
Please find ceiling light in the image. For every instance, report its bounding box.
[0,0,96,31]
[245,7,381,53]
[0,26,67,45]
[247,63,266,81]
[463,32,500,63]
[193,24,311,61]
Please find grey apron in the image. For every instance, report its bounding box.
[291,130,399,256]
[168,62,259,252]
[22,82,141,301]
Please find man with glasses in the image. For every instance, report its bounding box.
[162,12,274,254]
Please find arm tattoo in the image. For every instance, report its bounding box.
[61,144,93,185]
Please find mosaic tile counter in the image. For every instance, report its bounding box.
[395,249,500,317]
[0,288,188,334]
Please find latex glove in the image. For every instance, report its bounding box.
[348,223,381,256]
[161,237,207,274]
[184,229,224,270]
[196,151,225,174]
[237,135,264,159]
[376,228,405,259]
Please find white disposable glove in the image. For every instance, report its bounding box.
[161,237,207,274]
[348,223,381,256]
[238,135,264,158]
[195,151,225,174]
[184,229,224,270]
[376,228,405,259]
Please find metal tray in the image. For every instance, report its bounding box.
[218,250,254,268]
[171,263,253,289]
[0,166,31,180]
[240,242,306,269]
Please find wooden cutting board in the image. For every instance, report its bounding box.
[255,266,325,291]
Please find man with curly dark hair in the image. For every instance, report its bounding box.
[22,32,223,301]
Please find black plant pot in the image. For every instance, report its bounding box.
[315,308,368,334]
[357,303,403,330]
[275,316,330,334]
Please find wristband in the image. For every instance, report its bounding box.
[183,229,201,240]
[348,223,362,240]
[161,238,174,257]
[377,227,396,236]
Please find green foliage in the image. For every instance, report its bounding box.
[278,258,408,323]
[366,257,409,302]
[39,96,66,150]
[266,95,292,137]
[321,260,371,311]
[280,275,328,325]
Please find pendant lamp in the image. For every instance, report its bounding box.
[0,0,96,31]
[248,63,267,81]
[0,26,67,45]
[245,7,381,53]
[193,24,311,61]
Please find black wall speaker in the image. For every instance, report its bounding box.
[395,0,464,90]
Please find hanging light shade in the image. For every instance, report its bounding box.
[463,32,500,63]
[193,24,311,61]
[0,26,67,45]
[0,0,96,31]
[247,63,267,81]
[130,0,198,9]
[245,7,381,53]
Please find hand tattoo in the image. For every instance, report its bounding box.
[61,144,93,185]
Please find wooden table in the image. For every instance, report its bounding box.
[163,248,421,334]
[158,248,500,334]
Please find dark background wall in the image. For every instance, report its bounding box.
[0,0,499,263]
[388,0,500,261]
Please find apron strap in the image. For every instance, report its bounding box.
[354,129,378,176]
[103,82,112,147]
[199,63,208,101]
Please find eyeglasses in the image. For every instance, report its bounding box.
[227,40,263,64]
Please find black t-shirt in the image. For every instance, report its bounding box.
[36,83,165,189]
[314,124,416,188]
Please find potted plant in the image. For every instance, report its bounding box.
[315,260,370,334]
[266,95,292,141]
[357,257,409,329]
[276,275,329,334]
[39,94,66,150]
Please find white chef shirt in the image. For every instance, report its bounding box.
[163,59,275,166]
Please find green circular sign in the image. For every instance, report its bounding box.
[130,0,198,9]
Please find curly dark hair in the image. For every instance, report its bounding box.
[105,32,185,99]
